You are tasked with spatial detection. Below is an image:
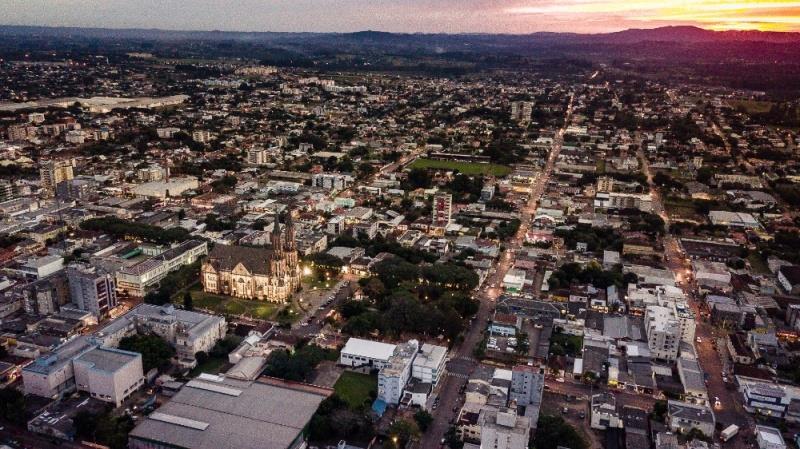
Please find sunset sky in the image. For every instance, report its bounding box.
[1,0,800,33]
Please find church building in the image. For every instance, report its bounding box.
[201,212,301,302]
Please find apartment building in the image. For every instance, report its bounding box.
[67,263,117,319]
[645,305,682,361]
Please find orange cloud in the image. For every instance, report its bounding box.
[506,0,800,31]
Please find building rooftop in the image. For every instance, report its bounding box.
[129,376,331,449]
[73,346,140,373]
[341,337,396,362]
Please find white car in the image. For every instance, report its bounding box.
[696,337,702,343]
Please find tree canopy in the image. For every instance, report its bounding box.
[119,334,175,372]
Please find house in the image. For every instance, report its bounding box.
[667,400,715,437]
[591,393,623,430]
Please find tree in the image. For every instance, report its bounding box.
[651,400,668,422]
[119,334,176,372]
[406,168,432,189]
[183,291,194,311]
[532,415,588,449]
[414,410,434,432]
[386,418,421,448]
[0,387,27,425]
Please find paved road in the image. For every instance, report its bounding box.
[637,128,754,449]
[419,94,575,449]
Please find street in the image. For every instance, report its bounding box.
[419,94,574,449]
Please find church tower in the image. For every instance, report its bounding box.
[270,211,283,255]
[284,211,296,251]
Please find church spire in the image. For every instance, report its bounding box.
[271,210,283,253]
[284,210,295,251]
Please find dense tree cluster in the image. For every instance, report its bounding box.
[263,344,337,382]
[547,261,637,290]
[80,216,189,245]
[74,409,135,449]
[554,224,623,253]
[143,261,200,306]
[533,415,588,449]
[118,334,175,372]
[341,256,479,341]
[308,394,375,443]
[0,387,27,425]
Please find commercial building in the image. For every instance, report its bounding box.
[116,239,207,297]
[339,338,397,369]
[67,263,117,319]
[742,382,792,418]
[73,346,144,406]
[23,337,144,406]
[131,177,199,199]
[128,375,331,449]
[94,304,227,369]
[19,254,64,279]
[22,337,94,399]
[479,406,531,449]
[756,426,786,449]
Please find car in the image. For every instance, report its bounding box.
[561,407,569,414]
[696,336,702,343]
[543,385,551,390]
[578,411,586,419]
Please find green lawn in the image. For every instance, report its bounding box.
[748,252,770,275]
[729,99,774,114]
[190,290,280,320]
[334,371,377,410]
[190,356,228,377]
[408,158,512,176]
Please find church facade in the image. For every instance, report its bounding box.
[200,213,301,302]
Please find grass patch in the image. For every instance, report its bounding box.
[408,158,512,176]
[190,356,227,377]
[190,290,281,320]
[334,371,377,410]
[748,252,770,275]
[549,332,583,357]
[729,99,774,114]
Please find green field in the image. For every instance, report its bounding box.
[334,371,377,410]
[728,99,774,114]
[408,158,512,176]
[190,355,228,377]
[190,289,280,320]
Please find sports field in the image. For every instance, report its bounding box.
[408,158,512,176]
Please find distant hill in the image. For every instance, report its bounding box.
[1,24,799,45]
[590,26,800,44]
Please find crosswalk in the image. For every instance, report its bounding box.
[447,372,469,379]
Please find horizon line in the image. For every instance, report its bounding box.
[2,23,800,37]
